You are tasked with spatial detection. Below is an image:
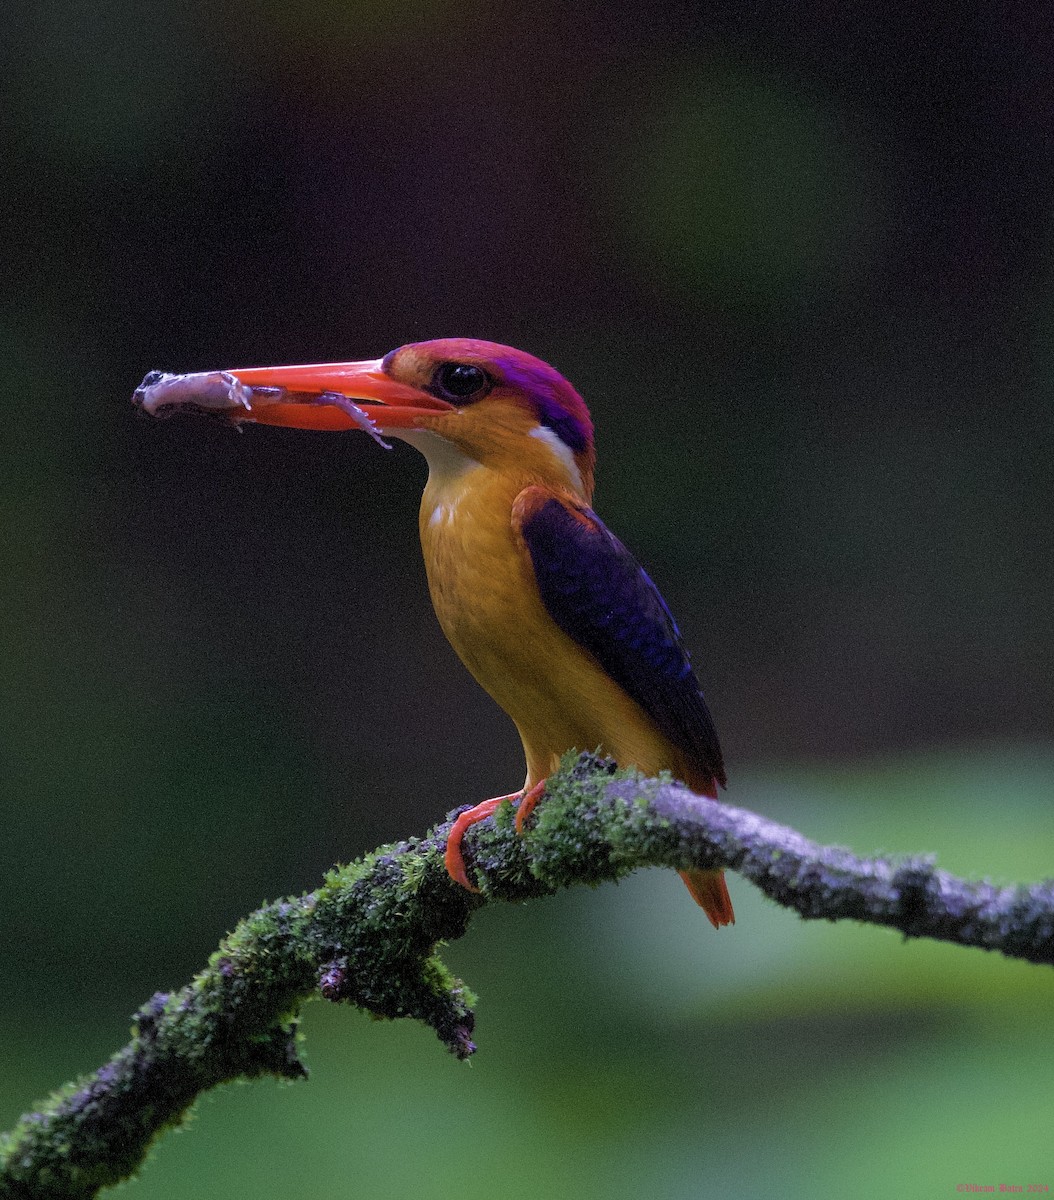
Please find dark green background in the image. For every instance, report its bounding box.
[2,1,1052,1195]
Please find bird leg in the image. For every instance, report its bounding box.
[513,779,547,833]
[444,780,549,891]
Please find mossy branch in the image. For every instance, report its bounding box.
[3,752,1053,1198]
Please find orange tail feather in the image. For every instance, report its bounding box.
[678,869,735,929]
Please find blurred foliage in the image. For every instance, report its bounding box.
[603,62,884,308]
[2,0,1052,1194]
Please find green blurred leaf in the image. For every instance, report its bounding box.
[602,61,885,308]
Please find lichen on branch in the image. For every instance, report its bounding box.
[2,752,1052,1199]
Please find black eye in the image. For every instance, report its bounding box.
[434,362,489,403]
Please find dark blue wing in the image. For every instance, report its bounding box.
[518,492,726,790]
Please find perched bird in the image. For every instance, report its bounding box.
[136,340,733,927]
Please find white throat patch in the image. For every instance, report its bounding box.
[398,429,480,482]
[397,430,483,529]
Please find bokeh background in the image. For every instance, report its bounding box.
[2,1,1053,1195]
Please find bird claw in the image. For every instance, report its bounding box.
[444,796,508,891]
[444,781,551,891]
[513,779,548,833]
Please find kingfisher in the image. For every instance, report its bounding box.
[135,339,734,928]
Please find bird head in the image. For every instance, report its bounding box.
[227,338,596,500]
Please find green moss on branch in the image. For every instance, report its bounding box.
[3,752,1053,1198]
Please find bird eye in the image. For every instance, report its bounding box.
[433,362,490,403]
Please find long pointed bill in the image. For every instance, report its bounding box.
[132,359,455,439]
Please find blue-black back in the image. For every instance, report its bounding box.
[519,494,726,791]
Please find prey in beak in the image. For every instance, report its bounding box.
[132,360,457,447]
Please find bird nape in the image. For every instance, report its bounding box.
[134,339,734,929]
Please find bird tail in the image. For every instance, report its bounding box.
[679,869,735,929]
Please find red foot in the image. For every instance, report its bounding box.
[444,795,514,891]
[513,779,548,834]
[445,780,552,891]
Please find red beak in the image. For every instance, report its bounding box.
[226,359,455,431]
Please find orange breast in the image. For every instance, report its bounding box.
[418,467,704,789]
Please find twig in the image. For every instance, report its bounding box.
[2,753,1051,1198]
